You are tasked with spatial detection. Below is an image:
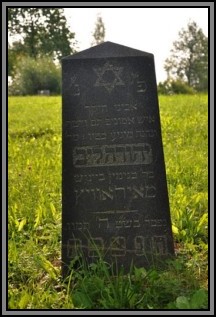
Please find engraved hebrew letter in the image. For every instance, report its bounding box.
[105,146,116,164]
[88,238,104,257]
[67,239,82,257]
[152,236,168,255]
[74,189,84,205]
[111,236,126,256]
[91,147,103,164]
[73,148,87,166]
[134,236,145,256]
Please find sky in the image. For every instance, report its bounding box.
[64,7,208,83]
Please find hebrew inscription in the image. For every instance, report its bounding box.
[66,234,169,259]
[73,143,153,167]
[74,185,157,205]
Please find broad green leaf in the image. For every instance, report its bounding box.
[50,202,57,218]
[18,218,26,231]
[190,289,208,309]
[176,296,190,309]
[18,292,30,309]
[197,213,208,232]
[134,266,147,279]
[35,255,57,280]
[172,224,179,234]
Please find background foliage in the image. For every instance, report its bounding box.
[9,56,61,95]
[164,21,208,92]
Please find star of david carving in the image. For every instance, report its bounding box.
[93,62,125,93]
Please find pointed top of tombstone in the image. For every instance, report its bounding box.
[62,41,153,60]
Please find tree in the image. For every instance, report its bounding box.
[164,21,208,92]
[9,56,61,95]
[8,8,76,60]
[8,41,29,76]
[91,15,105,46]
[158,79,195,95]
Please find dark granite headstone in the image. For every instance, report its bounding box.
[62,41,174,276]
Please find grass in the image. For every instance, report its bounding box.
[8,94,208,310]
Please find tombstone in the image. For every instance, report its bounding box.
[37,89,50,96]
[62,41,174,277]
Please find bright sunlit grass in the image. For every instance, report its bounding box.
[8,94,208,309]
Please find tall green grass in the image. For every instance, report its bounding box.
[8,95,208,309]
[160,95,208,245]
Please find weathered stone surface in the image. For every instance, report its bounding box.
[62,42,174,276]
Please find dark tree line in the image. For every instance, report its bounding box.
[8,8,76,76]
